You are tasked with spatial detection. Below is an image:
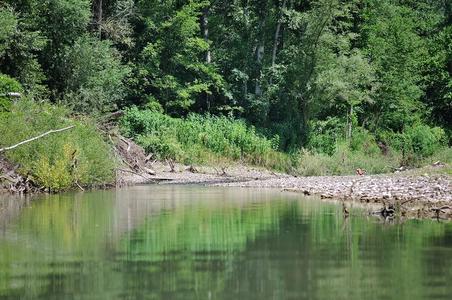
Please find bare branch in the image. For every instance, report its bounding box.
[0,125,75,153]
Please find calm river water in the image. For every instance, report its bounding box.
[0,185,452,299]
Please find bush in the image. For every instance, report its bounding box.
[0,99,115,191]
[381,124,447,164]
[62,35,129,114]
[296,150,336,176]
[0,74,23,112]
[405,124,446,157]
[349,127,381,156]
[307,117,345,155]
[120,107,291,170]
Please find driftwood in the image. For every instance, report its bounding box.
[116,168,148,179]
[431,206,451,219]
[187,165,198,173]
[114,136,156,178]
[142,166,156,176]
[75,181,85,192]
[213,166,228,176]
[0,125,75,153]
[0,172,38,194]
[166,159,176,172]
[0,92,21,98]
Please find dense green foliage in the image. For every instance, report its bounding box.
[0,0,450,176]
[0,100,115,191]
[121,107,291,169]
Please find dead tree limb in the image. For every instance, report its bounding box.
[75,181,85,192]
[116,168,148,179]
[0,125,75,153]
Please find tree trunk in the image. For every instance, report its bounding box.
[255,44,264,96]
[255,19,265,96]
[0,126,75,153]
[301,95,309,144]
[201,8,211,64]
[347,105,353,141]
[271,0,287,67]
[94,0,103,37]
[201,7,211,111]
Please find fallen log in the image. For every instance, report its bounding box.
[116,168,148,179]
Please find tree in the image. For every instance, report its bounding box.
[0,4,46,96]
[132,0,224,114]
[362,0,428,132]
[62,35,130,114]
[34,0,92,97]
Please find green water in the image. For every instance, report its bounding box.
[0,185,452,300]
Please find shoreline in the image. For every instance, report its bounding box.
[122,161,451,220]
[2,155,451,220]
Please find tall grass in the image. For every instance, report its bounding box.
[120,107,292,170]
[0,99,115,191]
[296,142,451,176]
[296,144,401,176]
[121,108,451,176]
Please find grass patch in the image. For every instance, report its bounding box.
[0,99,115,191]
[296,143,401,176]
[120,107,293,171]
[419,147,452,166]
[296,143,451,176]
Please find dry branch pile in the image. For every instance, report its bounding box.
[0,157,38,193]
[112,135,156,186]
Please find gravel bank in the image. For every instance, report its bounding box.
[123,161,451,219]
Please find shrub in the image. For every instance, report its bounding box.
[381,124,447,165]
[0,99,115,191]
[0,74,23,112]
[120,107,291,170]
[296,150,336,176]
[62,35,129,114]
[423,147,452,165]
[307,117,345,155]
[405,124,446,157]
[349,127,381,156]
[136,134,184,160]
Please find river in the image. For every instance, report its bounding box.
[0,185,451,299]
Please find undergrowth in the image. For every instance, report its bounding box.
[121,107,451,176]
[297,124,450,176]
[0,99,115,191]
[296,145,401,176]
[120,107,293,171]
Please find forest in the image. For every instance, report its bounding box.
[0,0,451,190]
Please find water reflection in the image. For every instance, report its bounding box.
[0,185,451,299]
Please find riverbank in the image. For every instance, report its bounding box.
[3,151,451,219]
[2,130,450,209]
[121,160,451,220]
[220,168,452,220]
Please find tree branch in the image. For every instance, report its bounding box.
[0,125,75,153]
